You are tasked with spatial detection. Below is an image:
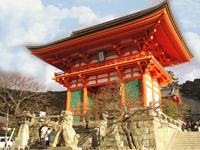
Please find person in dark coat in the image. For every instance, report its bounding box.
[48,129,57,146]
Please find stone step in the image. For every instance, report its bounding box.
[170,143,200,146]
[170,147,199,150]
[171,145,200,147]
[173,139,200,142]
[171,147,200,149]
[175,135,200,137]
[169,132,200,150]
[171,145,200,146]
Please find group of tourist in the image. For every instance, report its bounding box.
[183,120,200,132]
[38,118,58,147]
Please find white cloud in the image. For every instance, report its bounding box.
[183,32,200,62]
[76,0,94,2]
[167,60,200,84]
[148,0,164,7]
[44,65,66,91]
[0,46,15,72]
[0,0,99,46]
[180,19,198,28]
[0,45,45,75]
[0,0,106,91]
[68,6,98,25]
[19,63,37,75]
[170,0,200,29]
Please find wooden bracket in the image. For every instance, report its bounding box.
[137,62,144,74]
[79,74,87,85]
[63,78,71,88]
[61,57,73,67]
[115,66,124,78]
[79,52,89,63]
[47,55,73,68]
[113,44,123,56]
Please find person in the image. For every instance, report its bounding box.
[196,120,199,126]
[48,128,57,146]
[193,125,198,131]
[83,111,91,129]
[38,125,44,143]
[52,117,59,132]
[45,127,51,148]
[198,125,200,132]
[187,127,192,132]
[40,124,48,144]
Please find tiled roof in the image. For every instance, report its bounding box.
[161,86,180,97]
[71,0,168,36]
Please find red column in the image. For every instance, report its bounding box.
[121,81,125,104]
[82,85,87,122]
[120,81,125,115]
[66,89,71,110]
[159,87,162,112]
[142,73,147,107]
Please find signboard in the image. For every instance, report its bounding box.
[97,50,105,63]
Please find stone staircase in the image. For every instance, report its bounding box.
[73,120,103,145]
[29,139,46,150]
[169,132,200,150]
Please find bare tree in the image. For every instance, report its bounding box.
[0,71,53,116]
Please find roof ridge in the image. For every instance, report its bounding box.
[71,0,168,36]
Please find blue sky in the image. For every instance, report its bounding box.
[0,0,200,91]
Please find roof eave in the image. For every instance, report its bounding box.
[26,0,169,51]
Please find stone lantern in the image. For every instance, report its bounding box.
[12,111,34,148]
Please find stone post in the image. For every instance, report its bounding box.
[12,111,33,149]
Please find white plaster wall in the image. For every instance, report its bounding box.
[147,86,153,106]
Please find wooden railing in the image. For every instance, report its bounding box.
[54,53,152,77]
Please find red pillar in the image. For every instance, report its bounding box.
[159,87,162,112]
[82,85,87,122]
[66,89,71,110]
[121,81,125,104]
[142,73,147,107]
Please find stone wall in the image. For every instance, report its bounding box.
[79,112,185,150]
[128,112,184,150]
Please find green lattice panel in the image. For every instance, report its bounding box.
[125,79,142,107]
[72,110,81,113]
[70,89,83,109]
[87,94,95,110]
[73,115,82,122]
